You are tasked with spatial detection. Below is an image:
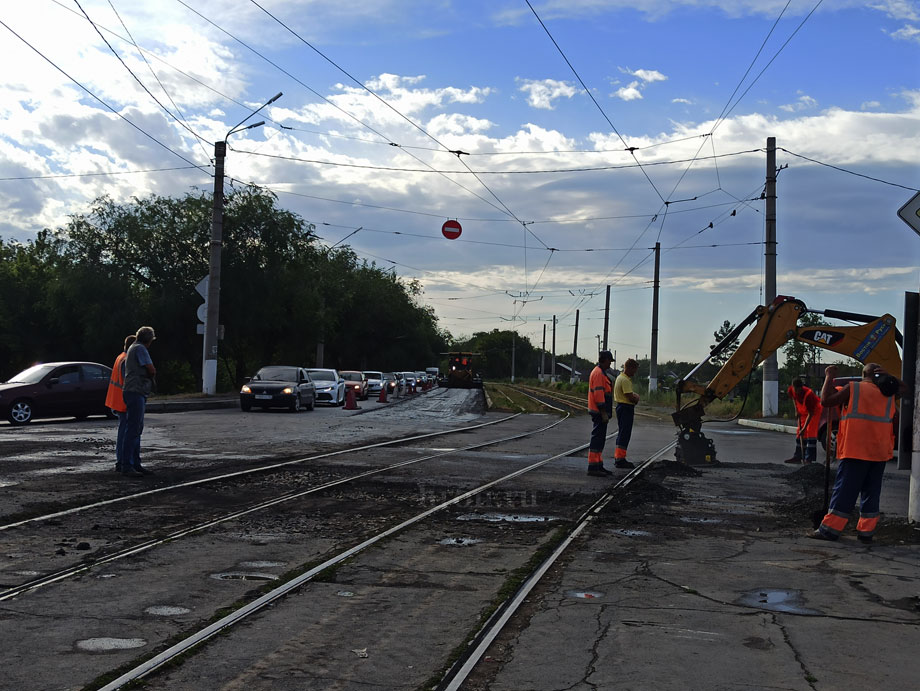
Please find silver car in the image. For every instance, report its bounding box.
[305,368,346,406]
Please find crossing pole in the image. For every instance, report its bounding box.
[603,285,610,351]
[571,310,580,383]
[551,315,557,383]
[540,323,546,382]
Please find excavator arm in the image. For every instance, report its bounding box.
[673,295,902,464]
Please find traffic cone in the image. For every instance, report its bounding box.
[344,387,360,410]
[377,385,388,403]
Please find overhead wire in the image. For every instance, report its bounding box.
[0,18,208,173]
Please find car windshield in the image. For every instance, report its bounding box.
[364,371,382,379]
[308,369,336,382]
[342,372,363,382]
[255,366,298,382]
[6,364,56,384]
[382,373,395,380]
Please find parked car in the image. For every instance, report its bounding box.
[340,370,369,400]
[306,368,346,405]
[363,371,385,397]
[381,372,398,394]
[240,366,315,413]
[0,361,114,425]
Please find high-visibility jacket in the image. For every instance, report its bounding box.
[105,352,128,413]
[587,365,612,415]
[837,381,895,462]
[788,385,821,438]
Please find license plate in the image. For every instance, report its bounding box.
[254,394,272,400]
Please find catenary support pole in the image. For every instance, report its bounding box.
[202,140,225,395]
[603,285,610,351]
[540,323,546,382]
[910,290,920,522]
[551,315,556,383]
[649,242,660,393]
[762,137,779,416]
[571,310,579,384]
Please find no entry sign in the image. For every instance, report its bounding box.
[441,219,462,240]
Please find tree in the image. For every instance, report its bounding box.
[710,320,739,366]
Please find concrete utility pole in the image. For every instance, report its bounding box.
[551,315,557,383]
[202,92,282,394]
[901,292,918,521]
[603,285,610,351]
[762,136,779,416]
[649,242,660,393]
[571,310,580,384]
[540,323,546,382]
[511,330,516,383]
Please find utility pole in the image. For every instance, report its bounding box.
[603,285,610,351]
[551,315,557,383]
[649,241,660,393]
[762,136,779,416]
[571,309,579,384]
[511,330,516,383]
[540,323,546,382]
[202,92,282,394]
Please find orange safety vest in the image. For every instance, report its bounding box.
[788,385,821,438]
[105,352,128,413]
[587,365,612,414]
[836,381,895,462]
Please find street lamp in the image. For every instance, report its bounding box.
[202,92,282,394]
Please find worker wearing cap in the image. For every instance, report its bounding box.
[783,378,822,464]
[586,351,615,476]
[105,334,136,472]
[612,358,639,469]
[810,363,899,543]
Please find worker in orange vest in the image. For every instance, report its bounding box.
[105,334,136,473]
[783,378,822,464]
[810,363,900,543]
[587,351,615,476]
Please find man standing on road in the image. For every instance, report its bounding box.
[783,378,822,464]
[810,363,899,543]
[121,326,157,478]
[105,334,136,472]
[612,358,639,469]
[587,350,615,476]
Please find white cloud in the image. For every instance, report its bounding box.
[615,81,644,101]
[779,93,818,112]
[517,78,578,109]
[890,23,920,41]
[672,97,693,104]
[630,69,668,84]
[861,100,882,109]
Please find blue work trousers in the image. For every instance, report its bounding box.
[121,391,146,471]
[615,403,635,451]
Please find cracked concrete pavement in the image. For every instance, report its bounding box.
[470,418,920,691]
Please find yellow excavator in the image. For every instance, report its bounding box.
[673,295,902,464]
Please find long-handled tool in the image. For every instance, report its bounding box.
[811,409,835,528]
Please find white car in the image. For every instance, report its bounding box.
[306,368,346,406]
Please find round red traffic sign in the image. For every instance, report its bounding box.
[441,219,462,240]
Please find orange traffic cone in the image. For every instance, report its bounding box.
[344,387,360,410]
[377,385,388,403]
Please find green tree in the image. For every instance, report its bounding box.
[782,312,832,379]
[710,320,739,366]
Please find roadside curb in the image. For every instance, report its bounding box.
[738,418,796,434]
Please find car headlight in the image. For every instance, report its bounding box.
[282,387,294,395]
[241,385,252,394]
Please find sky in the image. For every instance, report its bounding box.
[1,0,919,370]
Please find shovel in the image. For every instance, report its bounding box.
[811,409,834,529]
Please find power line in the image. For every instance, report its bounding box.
[779,148,919,191]
[0,18,208,172]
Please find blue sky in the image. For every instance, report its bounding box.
[1,1,918,367]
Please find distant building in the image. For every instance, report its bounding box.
[553,362,585,383]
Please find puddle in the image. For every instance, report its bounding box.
[456,513,556,523]
[76,637,146,652]
[0,480,19,488]
[680,517,723,524]
[238,560,287,568]
[565,590,605,600]
[736,589,821,615]
[439,537,482,546]
[612,529,651,537]
[336,590,355,597]
[96,573,118,579]
[10,570,40,577]
[707,429,755,435]
[210,572,278,581]
[145,605,191,616]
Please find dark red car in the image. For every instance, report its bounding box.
[340,371,369,400]
[0,362,114,425]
